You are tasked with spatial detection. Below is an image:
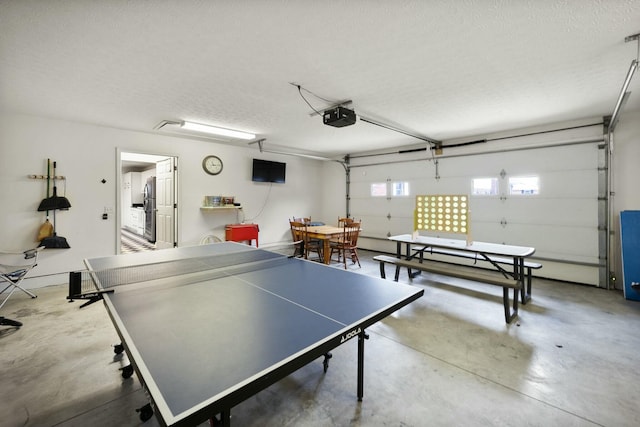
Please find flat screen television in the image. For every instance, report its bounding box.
[252,158,286,183]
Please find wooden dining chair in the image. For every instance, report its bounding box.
[334,218,359,257]
[330,221,361,269]
[289,221,306,258]
[292,217,311,224]
[290,221,323,261]
[337,217,354,227]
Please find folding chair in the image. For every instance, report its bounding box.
[0,247,43,327]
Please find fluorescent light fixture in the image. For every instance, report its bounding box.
[248,139,336,161]
[180,121,255,140]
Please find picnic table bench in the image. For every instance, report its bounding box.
[374,254,521,323]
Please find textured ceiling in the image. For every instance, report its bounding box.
[1,1,639,157]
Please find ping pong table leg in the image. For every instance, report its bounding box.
[209,410,231,426]
[323,352,333,372]
[357,331,369,401]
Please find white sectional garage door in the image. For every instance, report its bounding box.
[349,137,603,286]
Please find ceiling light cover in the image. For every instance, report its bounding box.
[180,121,255,140]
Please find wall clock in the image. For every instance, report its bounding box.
[202,155,223,175]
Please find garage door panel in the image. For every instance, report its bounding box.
[390,198,416,216]
[350,165,392,181]
[421,177,471,194]
[351,198,415,218]
[350,196,389,214]
[350,181,375,195]
[471,221,599,262]
[351,215,390,238]
[540,170,598,197]
[387,216,417,237]
[499,144,598,171]
[504,199,598,227]
[525,224,598,260]
[470,197,598,226]
[350,215,413,239]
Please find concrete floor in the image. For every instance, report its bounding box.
[1,249,640,427]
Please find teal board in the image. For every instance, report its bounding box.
[620,210,640,301]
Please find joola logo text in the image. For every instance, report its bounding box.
[340,327,361,343]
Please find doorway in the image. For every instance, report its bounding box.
[119,151,178,254]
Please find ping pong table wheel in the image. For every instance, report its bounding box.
[136,403,153,422]
[113,343,124,354]
[120,364,134,379]
[322,352,332,373]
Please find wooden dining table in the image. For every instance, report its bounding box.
[305,225,345,264]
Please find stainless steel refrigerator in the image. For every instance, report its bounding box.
[143,176,156,243]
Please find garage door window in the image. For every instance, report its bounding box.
[370,183,387,197]
[472,178,499,196]
[392,181,410,196]
[370,181,410,197]
[509,176,539,195]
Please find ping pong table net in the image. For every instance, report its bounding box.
[67,249,287,308]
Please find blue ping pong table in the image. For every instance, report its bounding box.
[70,242,423,426]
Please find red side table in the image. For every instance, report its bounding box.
[225,224,259,247]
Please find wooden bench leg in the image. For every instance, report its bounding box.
[394,265,400,282]
[503,286,519,323]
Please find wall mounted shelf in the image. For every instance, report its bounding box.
[200,206,242,210]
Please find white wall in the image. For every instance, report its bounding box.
[321,160,350,223]
[0,113,324,287]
